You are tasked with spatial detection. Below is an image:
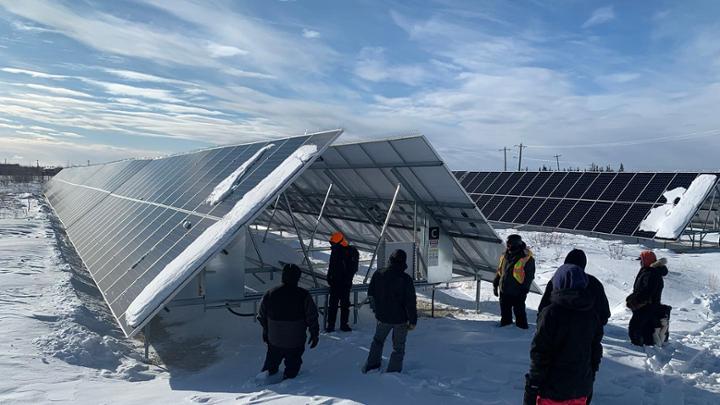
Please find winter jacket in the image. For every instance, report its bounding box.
[539,274,611,326]
[529,288,603,402]
[493,249,535,296]
[628,262,670,346]
[630,264,668,308]
[327,244,359,287]
[368,263,417,325]
[257,284,319,349]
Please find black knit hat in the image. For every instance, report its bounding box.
[282,263,302,285]
[506,234,524,251]
[564,249,587,270]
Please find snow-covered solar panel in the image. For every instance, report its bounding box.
[456,171,720,241]
[256,136,505,283]
[45,130,341,337]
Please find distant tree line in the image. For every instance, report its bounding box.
[536,163,625,172]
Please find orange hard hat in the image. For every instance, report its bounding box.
[330,231,348,246]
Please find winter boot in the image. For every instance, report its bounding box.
[340,324,352,332]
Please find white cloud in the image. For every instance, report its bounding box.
[23,83,93,98]
[102,68,195,86]
[582,6,615,29]
[302,28,320,39]
[85,80,181,102]
[206,42,248,58]
[354,47,430,86]
[1,67,68,79]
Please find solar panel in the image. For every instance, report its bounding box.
[46,130,341,336]
[457,170,719,241]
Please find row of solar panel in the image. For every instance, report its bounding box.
[46,134,331,336]
[455,171,699,204]
[453,171,708,238]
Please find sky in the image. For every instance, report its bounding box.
[0,0,718,171]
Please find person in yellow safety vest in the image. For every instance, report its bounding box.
[493,234,535,329]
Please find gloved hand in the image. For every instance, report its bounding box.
[523,374,539,405]
[308,335,319,349]
[493,286,499,297]
[407,323,416,331]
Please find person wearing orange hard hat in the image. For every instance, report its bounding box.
[626,250,670,346]
[326,231,359,332]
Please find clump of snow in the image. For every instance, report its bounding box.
[126,144,319,328]
[639,174,717,239]
[205,144,274,206]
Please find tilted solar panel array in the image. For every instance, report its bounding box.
[453,171,718,239]
[45,130,341,337]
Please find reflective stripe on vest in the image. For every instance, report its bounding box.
[497,252,532,285]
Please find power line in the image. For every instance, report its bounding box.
[526,128,720,149]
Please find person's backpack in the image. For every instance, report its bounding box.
[347,246,360,276]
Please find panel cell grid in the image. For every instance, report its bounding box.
[576,202,612,231]
[599,173,635,201]
[559,200,594,230]
[543,199,577,228]
[637,173,675,203]
[528,199,560,226]
[582,173,616,200]
[617,173,653,202]
[613,203,654,235]
[594,203,631,234]
[566,173,599,199]
[521,172,552,196]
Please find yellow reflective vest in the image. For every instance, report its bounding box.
[497,250,533,285]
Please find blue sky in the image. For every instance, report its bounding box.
[0,0,718,170]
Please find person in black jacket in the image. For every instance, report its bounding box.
[493,234,535,329]
[524,263,603,405]
[326,231,359,332]
[538,249,611,325]
[538,249,609,404]
[627,250,670,346]
[257,264,319,380]
[363,249,417,373]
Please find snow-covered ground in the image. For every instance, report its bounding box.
[1,184,719,404]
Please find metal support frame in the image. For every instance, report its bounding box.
[476,280,481,313]
[363,183,402,284]
[262,195,282,243]
[143,325,150,362]
[431,286,436,318]
[698,186,718,248]
[283,194,320,287]
[307,183,333,253]
[390,167,484,276]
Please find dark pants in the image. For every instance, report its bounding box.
[261,345,305,379]
[365,322,408,372]
[499,293,528,328]
[629,304,671,346]
[327,284,351,329]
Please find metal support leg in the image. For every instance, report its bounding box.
[143,325,150,362]
[363,184,402,284]
[476,280,481,314]
[353,290,359,324]
[263,195,281,242]
[284,194,320,287]
[323,294,329,328]
[431,286,436,318]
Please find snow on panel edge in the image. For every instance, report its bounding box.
[639,174,717,239]
[125,144,319,328]
[205,144,275,206]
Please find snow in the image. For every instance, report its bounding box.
[125,145,318,329]
[640,174,718,239]
[4,183,720,404]
[205,144,275,206]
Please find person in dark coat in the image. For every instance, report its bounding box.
[524,263,603,405]
[326,231,359,332]
[538,249,609,404]
[257,263,320,380]
[627,250,670,346]
[538,249,611,325]
[493,234,535,329]
[363,249,417,373]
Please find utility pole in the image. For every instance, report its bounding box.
[498,147,509,171]
[87,160,90,166]
[553,154,561,171]
[514,143,527,171]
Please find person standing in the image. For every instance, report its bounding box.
[257,264,319,381]
[627,250,670,346]
[493,234,535,329]
[326,231,359,332]
[363,249,417,373]
[538,249,609,404]
[524,263,603,405]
